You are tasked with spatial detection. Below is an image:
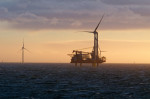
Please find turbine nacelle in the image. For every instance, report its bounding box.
[94,31,98,34]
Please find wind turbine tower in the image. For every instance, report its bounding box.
[93,15,104,60]
[22,39,25,63]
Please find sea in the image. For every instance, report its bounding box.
[0,63,150,99]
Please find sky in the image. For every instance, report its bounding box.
[0,0,150,63]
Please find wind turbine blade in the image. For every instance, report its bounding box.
[23,38,24,47]
[94,14,104,32]
[24,48,31,53]
[81,31,94,33]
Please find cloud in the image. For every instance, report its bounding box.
[0,0,105,30]
[50,18,59,25]
[0,0,150,30]
[129,7,150,16]
[100,0,150,17]
[71,21,82,27]
[101,0,150,5]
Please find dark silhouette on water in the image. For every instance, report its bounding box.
[68,15,106,66]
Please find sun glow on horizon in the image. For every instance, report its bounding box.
[1,28,150,63]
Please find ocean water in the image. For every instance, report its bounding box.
[0,63,150,99]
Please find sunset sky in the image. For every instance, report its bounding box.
[1,0,150,63]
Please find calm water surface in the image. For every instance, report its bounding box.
[0,63,150,99]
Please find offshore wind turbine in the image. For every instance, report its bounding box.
[83,15,104,60]
[22,39,24,63]
[21,39,30,63]
[69,15,106,66]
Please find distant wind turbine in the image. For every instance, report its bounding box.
[21,39,30,63]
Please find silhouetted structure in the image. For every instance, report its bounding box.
[21,39,30,63]
[68,15,106,66]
